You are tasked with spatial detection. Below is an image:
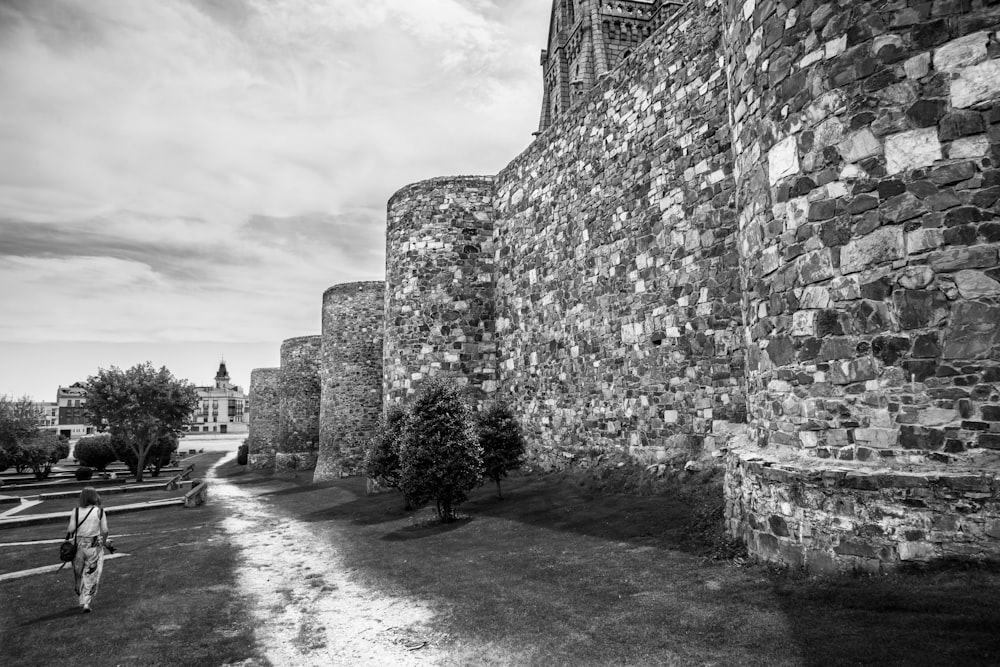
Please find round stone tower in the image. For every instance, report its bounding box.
[247,367,280,470]
[315,281,385,481]
[384,175,497,406]
[277,335,322,471]
[724,0,1000,571]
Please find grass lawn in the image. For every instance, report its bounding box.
[253,469,1000,666]
[4,452,1000,666]
[0,452,261,667]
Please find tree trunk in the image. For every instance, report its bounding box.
[135,433,154,483]
[495,478,503,500]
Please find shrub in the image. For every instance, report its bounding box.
[75,466,93,481]
[363,405,408,491]
[74,434,118,471]
[237,442,248,465]
[398,379,483,522]
[477,402,526,499]
[19,431,68,480]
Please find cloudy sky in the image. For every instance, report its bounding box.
[0,0,548,400]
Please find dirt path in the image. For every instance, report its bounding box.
[209,453,445,666]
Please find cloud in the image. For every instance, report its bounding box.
[0,0,548,361]
[0,0,544,225]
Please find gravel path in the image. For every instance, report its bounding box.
[209,453,445,666]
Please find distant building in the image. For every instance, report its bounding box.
[32,401,59,430]
[56,383,95,439]
[186,361,248,435]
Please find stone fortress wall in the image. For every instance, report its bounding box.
[315,281,385,482]
[723,0,1000,572]
[495,0,745,469]
[275,335,322,471]
[247,367,280,470]
[384,177,498,407]
[248,0,1000,572]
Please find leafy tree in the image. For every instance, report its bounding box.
[85,363,198,482]
[363,405,407,490]
[18,431,69,480]
[74,434,118,471]
[0,395,44,474]
[398,379,483,522]
[477,402,526,499]
[112,431,178,478]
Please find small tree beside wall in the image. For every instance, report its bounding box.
[398,379,483,523]
[477,402,526,500]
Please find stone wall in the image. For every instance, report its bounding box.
[723,0,1000,568]
[493,0,746,469]
[277,335,322,471]
[727,451,1000,573]
[315,281,385,481]
[247,367,280,470]
[384,176,497,406]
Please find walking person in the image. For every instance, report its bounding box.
[67,486,109,613]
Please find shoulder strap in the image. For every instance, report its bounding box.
[65,508,79,540]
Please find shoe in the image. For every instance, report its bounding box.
[82,605,91,613]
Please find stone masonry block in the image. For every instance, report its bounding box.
[885,128,943,175]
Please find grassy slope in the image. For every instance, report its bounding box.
[0,452,260,667]
[4,453,1000,666]
[260,470,1000,667]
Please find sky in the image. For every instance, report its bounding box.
[0,0,549,400]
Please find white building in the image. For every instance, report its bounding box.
[186,361,248,435]
[32,401,59,430]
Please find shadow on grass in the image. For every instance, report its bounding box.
[301,489,412,526]
[382,517,472,542]
[20,606,83,626]
[258,480,345,497]
[770,569,1000,666]
[463,474,701,553]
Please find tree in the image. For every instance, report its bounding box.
[18,431,69,480]
[112,431,178,478]
[85,363,198,482]
[74,434,118,471]
[0,395,45,475]
[477,402,526,499]
[398,379,483,522]
[363,405,407,490]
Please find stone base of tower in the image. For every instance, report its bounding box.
[725,450,1000,574]
[274,451,318,472]
[248,450,275,471]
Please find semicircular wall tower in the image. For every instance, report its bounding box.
[247,366,280,470]
[277,335,322,471]
[384,175,497,406]
[724,0,1000,572]
[315,281,385,481]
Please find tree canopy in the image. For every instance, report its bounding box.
[398,379,483,522]
[85,363,198,482]
[0,395,67,479]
